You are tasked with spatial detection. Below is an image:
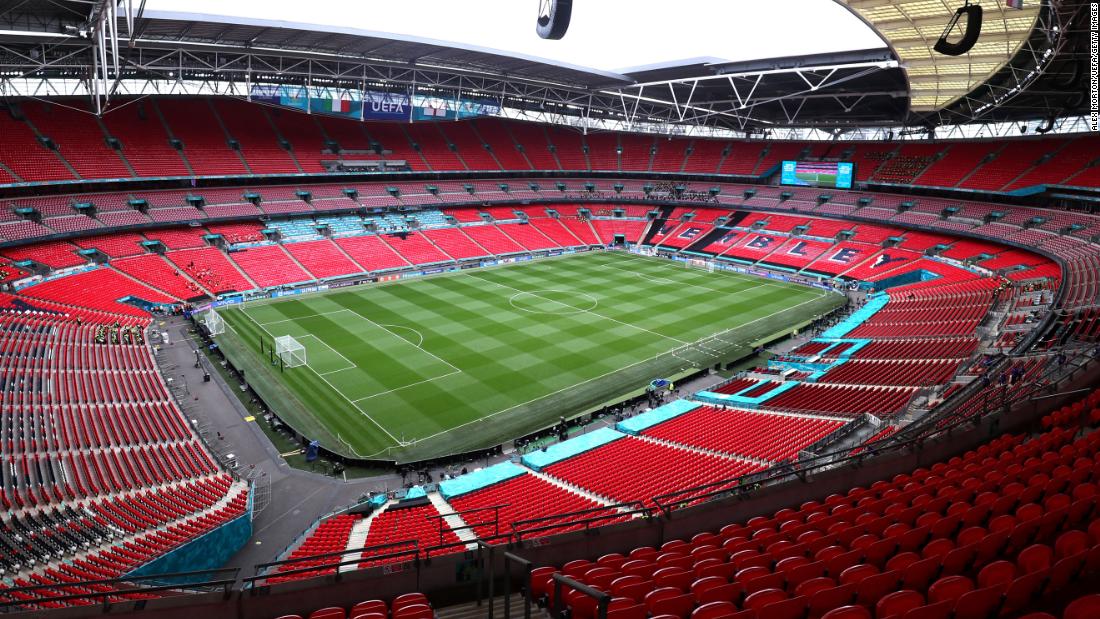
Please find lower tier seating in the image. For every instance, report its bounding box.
[640,408,846,463]
[334,235,410,271]
[359,502,461,566]
[19,268,175,318]
[276,592,435,619]
[531,387,1100,619]
[166,247,254,293]
[447,472,623,539]
[542,437,764,506]
[763,384,918,418]
[229,245,313,287]
[283,240,363,280]
[112,254,205,299]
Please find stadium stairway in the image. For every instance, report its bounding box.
[436,593,549,619]
[341,501,393,573]
[419,232,459,263]
[427,493,478,546]
[525,469,621,509]
[278,243,319,279]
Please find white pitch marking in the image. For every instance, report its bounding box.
[351,369,462,402]
[235,306,401,444]
[379,290,834,456]
[300,335,357,375]
[463,272,689,345]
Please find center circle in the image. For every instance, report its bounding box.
[508,290,599,315]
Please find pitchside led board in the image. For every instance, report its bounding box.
[780,161,855,190]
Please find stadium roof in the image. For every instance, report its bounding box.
[837,0,1042,112]
[0,0,1089,131]
[126,11,634,90]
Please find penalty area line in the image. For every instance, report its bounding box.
[236,305,402,446]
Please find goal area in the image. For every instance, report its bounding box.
[203,310,225,336]
[274,335,307,368]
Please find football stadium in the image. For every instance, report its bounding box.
[0,1,1099,619]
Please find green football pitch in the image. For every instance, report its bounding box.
[214,251,843,462]
[794,172,838,186]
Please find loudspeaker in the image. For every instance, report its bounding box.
[536,0,573,40]
[933,4,982,56]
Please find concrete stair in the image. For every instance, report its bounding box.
[436,593,549,619]
[341,499,394,572]
[525,469,619,509]
[428,492,478,548]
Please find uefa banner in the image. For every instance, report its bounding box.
[249,85,501,123]
[249,84,363,120]
[411,95,501,121]
[362,91,411,120]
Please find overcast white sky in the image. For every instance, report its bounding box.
[144,0,885,74]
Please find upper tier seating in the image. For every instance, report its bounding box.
[472,118,530,170]
[212,99,300,174]
[20,102,131,179]
[0,106,75,182]
[2,99,1100,198]
[155,99,248,175]
[438,123,500,171]
[266,107,329,174]
[100,101,190,177]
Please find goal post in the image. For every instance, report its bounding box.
[274,335,307,368]
[203,310,225,336]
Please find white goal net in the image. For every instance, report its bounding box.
[203,311,225,336]
[274,335,307,368]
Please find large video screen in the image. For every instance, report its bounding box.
[780,161,854,189]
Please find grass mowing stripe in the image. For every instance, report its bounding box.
[232,303,403,447]
[211,251,844,462]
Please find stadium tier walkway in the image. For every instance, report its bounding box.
[156,316,405,572]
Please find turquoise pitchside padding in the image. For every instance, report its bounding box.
[437,461,526,499]
[521,427,626,471]
[616,400,700,435]
[819,293,890,339]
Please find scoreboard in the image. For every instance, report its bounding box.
[780,161,855,189]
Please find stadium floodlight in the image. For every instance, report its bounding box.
[203,311,225,336]
[274,335,308,368]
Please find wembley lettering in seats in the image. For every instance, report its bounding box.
[871,252,909,269]
[828,247,862,263]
